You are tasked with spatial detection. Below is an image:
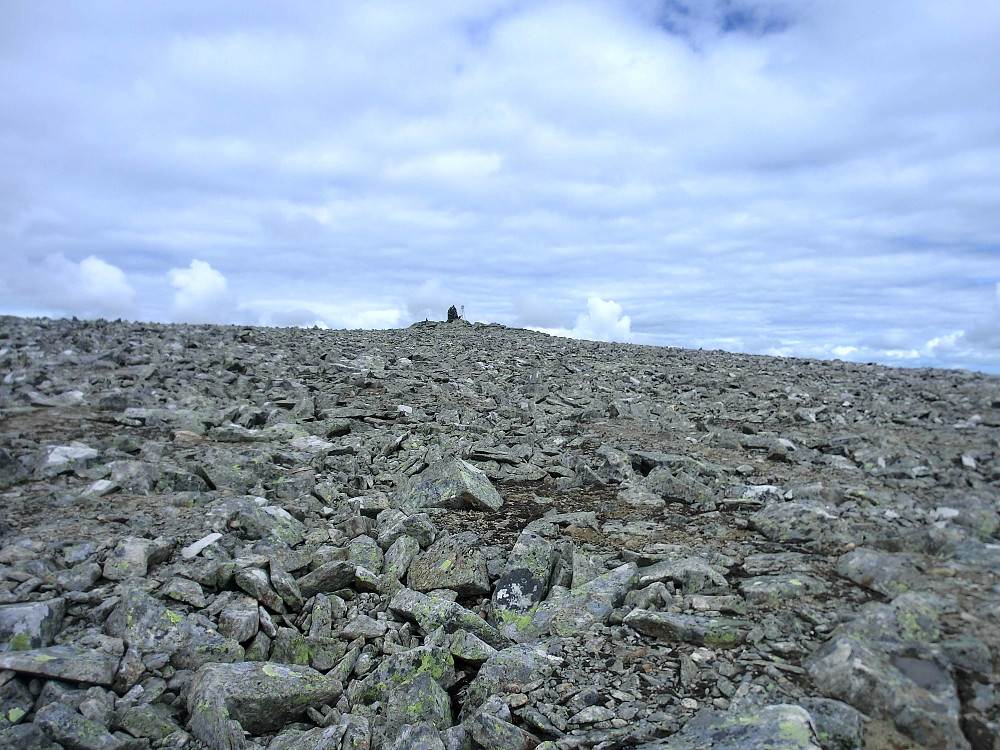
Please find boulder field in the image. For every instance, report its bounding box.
[1,315,998,750]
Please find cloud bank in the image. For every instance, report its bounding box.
[1,1,998,372]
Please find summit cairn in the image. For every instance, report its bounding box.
[447,304,460,322]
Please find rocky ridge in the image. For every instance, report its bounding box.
[0,314,998,750]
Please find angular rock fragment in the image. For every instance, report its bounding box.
[187,661,343,749]
[836,548,923,597]
[0,598,66,650]
[623,610,750,648]
[806,634,968,750]
[0,642,122,686]
[389,587,510,650]
[407,532,491,597]
[297,561,356,599]
[394,457,504,511]
[102,535,175,580]
[635,704,821,749]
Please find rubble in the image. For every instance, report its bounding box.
[1,314,999,749]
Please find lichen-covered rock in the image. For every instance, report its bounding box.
[623,610,750,648]
[0,598,66,651]
[0,641,122,686]
[491,532,556,632]
[510,562,639,641]
[740,574,827,606]
[806,634,968,750]
[187,661,344,750]
[835,548,923,597]
[407,532,491,597]
[462,643,561,720]
[389,587,510,650]
[33,701,125,750]
[102,536,174,580]
[394,457,503,511]
[638,557,729,594]
[296,561,357,599]
[799,698,865,750]
[636,704,821,749]
[749,502,840,545]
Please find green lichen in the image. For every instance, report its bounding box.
[705,628,740,646]
[7,707,26,724]
[262,664,283,677]
[897,609,941,643]
[9,632,31,651]
[33,653,57,662]
[418,650,446,681]
[778,716,815,744]
[166,610,183,624]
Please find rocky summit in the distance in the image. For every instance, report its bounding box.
[0,315,999,750]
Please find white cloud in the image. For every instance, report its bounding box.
[1,1,999,371]
[534,296,633,343]
[406,280,457,322]
[168,260,234,324]
[11,254,137,319]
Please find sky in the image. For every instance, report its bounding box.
[2,1,999,373]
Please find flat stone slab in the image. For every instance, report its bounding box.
[623,610,750,647]
[0,643,121,685]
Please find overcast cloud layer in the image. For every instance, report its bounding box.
[2,1,999,372]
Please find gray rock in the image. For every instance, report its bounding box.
[623,610,750,648]
[471,700,540,750]
[269,560,305,610]
[347,535,384,574]
[749,502,840,544]
[638,557,729,594]
[491,532,555,632]
[378,670,453,738]
[235,567,286,612]
[799,698,865,750]
[297,561,356,599]
[806,634,968,750]
[394,457,504,511]
[104,585,243,669]
[187,661,343,749]
[636,704,820,749]
[217,594,260,643]
[389,587,510,650]
[463,643,560,719]
[102,536,174,580]
[0,598,66,651]
[383,534,421,580]
[0,447,29,489]
[161,577,207,608]
[34,443,99,479]
[740,574,827,606]
[33,701,125,750]
[407,533,491,597]
[510,562,638,642]
[208,496,305,546]
[376,511,438,550]
[340,614,387,640]
[0,723,64,750]
[836,548,923,597]
[0,676,33,729]
[0,642,122,685]
[348,645,456,714]
[390,722,446,750]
